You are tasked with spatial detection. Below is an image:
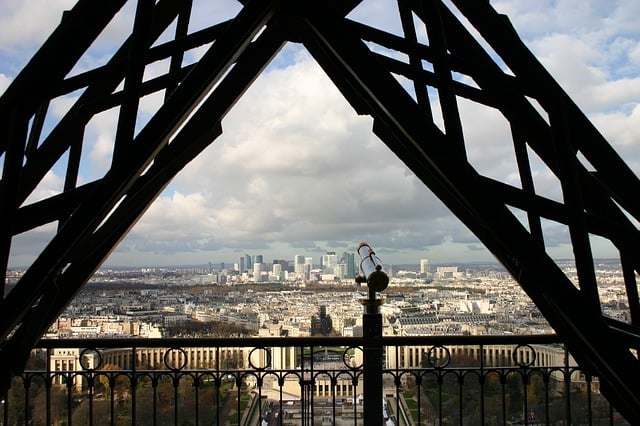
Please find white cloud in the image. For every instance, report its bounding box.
[22,170,65,206]
[113,52,467,263]
[530,34,640,112]
[5,0,639,267]
[629,42,640,66]
[492,1,640,112]
[132,191,215,239]
[0,1,75,52]
[100,0,640,265]
[81,108,118,180]
[592,104,640,173]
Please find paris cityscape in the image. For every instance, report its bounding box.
[2,0,638,422]
[5,253,629,340]
[4,253,631,424]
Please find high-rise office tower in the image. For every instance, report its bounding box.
[273,259,290,272]
[245,254,252,271]
[254,254,263,264]
[387,264,395,278]
[342,252,356,279]
[238,256,245,273]
[321,251,338,272]
[335,263,348,278]
[420,259,430,275]
[295,255,305,274]
[253,263,263,280]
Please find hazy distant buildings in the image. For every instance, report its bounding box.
[321,252,338,272]
[343,252,356,279]
[231,251,358,280]
[45,256,600,346]
[272,259,289,272]
[253,263,264,281]
[272,263,281,275]
[420,259,430,275]
[272,263,285,281]
[333,263,347,280]
[294,255,305,274]
[386,264,395,278]
[304,257,313,277]
[436,266,462,279]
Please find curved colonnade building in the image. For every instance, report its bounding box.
[50,343,581,396]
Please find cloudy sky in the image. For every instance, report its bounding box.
[2,0,639,268]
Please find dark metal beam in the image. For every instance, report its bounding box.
[449,0,640,224]
[4,0,193,212]
[0,1,286,384]
[397,0,433,115]
[0,109,29,296]
[0,0,278,343]
[56,22,227,98]
[165,0,193,100]
[112,0,156,162]
[0,0,127,152]
[297,3,640,420]
[415,0,466,159]
[12,183,99,235]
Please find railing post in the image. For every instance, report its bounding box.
[362,291,383,426]
[356,242,389,426]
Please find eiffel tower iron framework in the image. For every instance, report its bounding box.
[1,0,640,420]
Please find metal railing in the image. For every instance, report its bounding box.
[1,335,630,425]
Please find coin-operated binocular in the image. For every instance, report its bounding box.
[355,242,389,299]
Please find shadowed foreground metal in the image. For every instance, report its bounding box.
[2,335,629,425]
[1,0,640,421]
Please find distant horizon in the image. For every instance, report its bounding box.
[102,256,621,270]
[8,257,626,272]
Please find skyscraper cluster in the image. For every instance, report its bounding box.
[234,251,357,281]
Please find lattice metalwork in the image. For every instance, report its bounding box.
[5,336,620,424]
[1,0,639,419]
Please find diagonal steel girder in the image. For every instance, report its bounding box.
[0,0,128,299]
[295,3,640,421]
[0,0,285,378]
[0,0,207,298]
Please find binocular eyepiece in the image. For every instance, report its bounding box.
[355,242,389,293]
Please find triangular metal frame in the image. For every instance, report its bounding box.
[1,0,640,419]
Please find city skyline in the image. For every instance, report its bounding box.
[2,1,639,268]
